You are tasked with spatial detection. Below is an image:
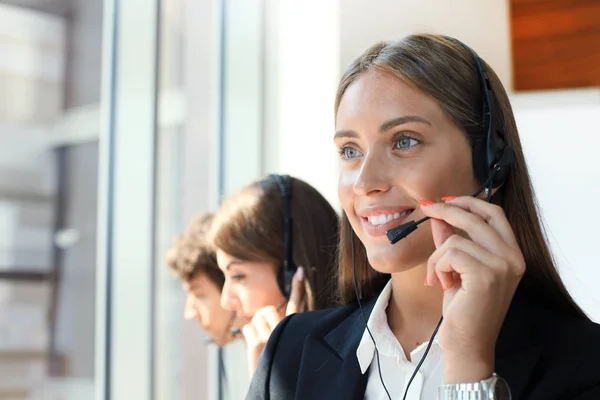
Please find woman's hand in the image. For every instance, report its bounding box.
[420,196,525,384]
[242,267,305,378]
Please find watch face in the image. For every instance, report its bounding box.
[490,376,512,400]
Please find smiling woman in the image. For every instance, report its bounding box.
[334,68,478,288]
[210,174,339,377]
[246,34,600,400]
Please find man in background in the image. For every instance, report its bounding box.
[166,213,242,346]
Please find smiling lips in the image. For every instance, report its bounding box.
[359,207,415,236]
[366,209,413,225]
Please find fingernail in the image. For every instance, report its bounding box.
[424,276,429,286]
[296,267,304,281]
[419,199,434,206]
[441,196,457,202]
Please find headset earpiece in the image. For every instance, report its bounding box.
[453,44,515,190]
[270,174,297,298]
[277,265,296,299]
[492,146,515,184]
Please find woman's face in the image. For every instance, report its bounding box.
[335,70,479,273]
[217,249,286,322]
[183,273,242,347]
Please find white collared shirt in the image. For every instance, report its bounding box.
[356,280,444,400]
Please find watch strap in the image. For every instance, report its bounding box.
[438,374,496,400]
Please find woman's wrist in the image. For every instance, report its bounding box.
[442,353,494,384]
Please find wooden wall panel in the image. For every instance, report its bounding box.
[511,0,600,91]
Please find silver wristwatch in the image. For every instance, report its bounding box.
[438,374,511,400]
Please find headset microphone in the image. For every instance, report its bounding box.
[385,217,426,245]
[385,146,514,245]
[205,312,238,345]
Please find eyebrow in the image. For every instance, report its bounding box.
[225,260,244,271]
[334,115,432,140]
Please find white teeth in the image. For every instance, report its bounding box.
[366,210,413,226]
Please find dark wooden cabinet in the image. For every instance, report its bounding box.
[510,0,600,91]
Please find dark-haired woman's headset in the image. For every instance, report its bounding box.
[229,174,297,338]
[270,174,298,298]
[353,36,516,400]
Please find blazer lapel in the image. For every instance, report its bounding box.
[495,289,543,400]
[294,288,544,400]
[295,298,377,400]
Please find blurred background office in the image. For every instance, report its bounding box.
[0,0,598,399]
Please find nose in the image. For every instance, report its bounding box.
[220,280,239,312]
[353,152,392,196]
[183,294,199,320]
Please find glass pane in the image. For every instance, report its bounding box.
[154,1,218,399]
[0,1,102,399]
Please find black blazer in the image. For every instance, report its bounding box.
[246,288,600,399]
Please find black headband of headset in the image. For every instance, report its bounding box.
[270,174,296,297]
[443,36,514,187]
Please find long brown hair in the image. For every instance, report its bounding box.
[335,34,587,320]
[211,175,339,310]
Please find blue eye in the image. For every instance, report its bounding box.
[395,136,420,150]
[340,146,363,160]
[231,274,245,282]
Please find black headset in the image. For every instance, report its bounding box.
[270,174,297,298]
[355,37,516,400]
[386,37,515,245]
[229,174,296,338]
[467,42,514,190]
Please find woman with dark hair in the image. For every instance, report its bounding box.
[211,174,339,377]
[246,34,600,399]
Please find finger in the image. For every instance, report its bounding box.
[430,218,456,248]
[442,196,518,248]
[429,234,499,271]
[426,263,453,289]
[286,267,306,316]
[434,248,490,292]
[420,201,511,256]
[257,305,282,329]
[242,323,258,345]
[251,314,272,342]
[427,234,498,289]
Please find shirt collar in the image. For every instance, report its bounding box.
[356,280,395,374]
[355,280,441,374]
